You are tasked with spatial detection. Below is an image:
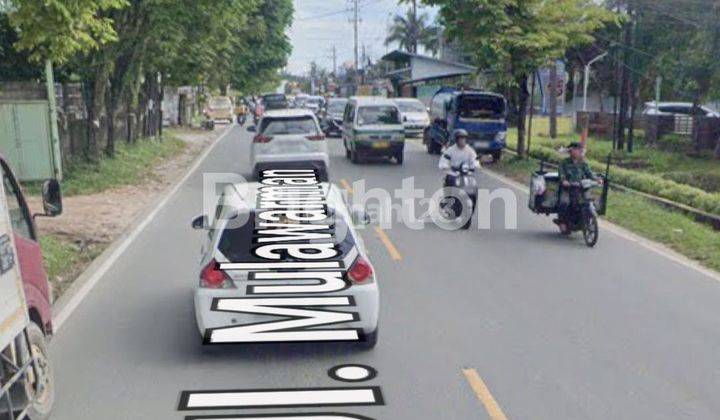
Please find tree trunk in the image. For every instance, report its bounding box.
[692,94,701,153]
[549,63,557,139]
[106,83,115,157]
[527,73,536,155]
[616,19,632,151]
[516,74,529,158]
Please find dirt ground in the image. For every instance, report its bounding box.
[26,128,221,292]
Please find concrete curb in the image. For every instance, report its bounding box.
[481,167,720,283]
[51,125,236,332]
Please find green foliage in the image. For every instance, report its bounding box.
[8,0,127,64]
[0,13,40,79]
[385,7,439,55]
[427,0,616,86]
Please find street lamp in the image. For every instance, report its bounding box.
[583,52,608,112]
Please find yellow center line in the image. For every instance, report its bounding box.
[339,178,402,262]
[373,226,403,261]
[462,368,509,420]
[339,178,353,195]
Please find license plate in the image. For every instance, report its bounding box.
[372,141,390,149]
[474,141,490,149]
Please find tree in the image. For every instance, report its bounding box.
[385,7,439,55]
[426,0,616,157]
[0,13,39,80]
[8,0,126,65]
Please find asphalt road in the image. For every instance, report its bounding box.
[49,124,720,419]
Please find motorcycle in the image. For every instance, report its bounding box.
[529,157,610,247]
[439,162,478,230]
[557,179,602,247]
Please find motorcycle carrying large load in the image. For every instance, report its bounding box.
[528,157,611,247]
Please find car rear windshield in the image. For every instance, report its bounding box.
[328,100,348,112]
[358,106,400,126]
[263,94,286,102]
[211,98,231,108]
[218,209,357,263]
[397,101,426,113]
[458,95,505,119]
[260,116,318,135]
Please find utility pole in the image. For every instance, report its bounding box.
[353,0,359,73]
[411,0,418,53]
[332,45,337,77]
[549,62,558,139]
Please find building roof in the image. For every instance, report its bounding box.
[381,50,477,86]
[382,50,476,72]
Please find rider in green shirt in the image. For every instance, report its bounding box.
[556,142,603,228]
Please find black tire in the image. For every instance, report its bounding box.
[461,199,475,230]
[491,150,502,162]
[583,215,599,247]
[345,148,351,159]
[358,328,378,349]
[351,150,361,164]
[24,323,54,420]
[396,152,404,165]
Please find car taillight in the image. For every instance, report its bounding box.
[200,259,234,289]
[253,135,273,143]
[306,134,326,141]
[348,256,374,284]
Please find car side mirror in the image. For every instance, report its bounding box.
[351,209,372,226]
[247,125,256,132]
[40,179,62,217]
[191,215,209,230]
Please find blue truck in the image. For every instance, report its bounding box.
[423,87,508,161]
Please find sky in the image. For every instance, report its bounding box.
[287,0,438,76]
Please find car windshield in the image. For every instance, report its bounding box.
[218,209,356,263]
[328,100,348,112]
[260,116,318,135]
[357,106,400,126]
[457,95,505,119]
[397,101,425,113]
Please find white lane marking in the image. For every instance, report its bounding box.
[482,167,720,283]
[52,126,236,331]
[183,388,380,409]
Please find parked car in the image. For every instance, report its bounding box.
[425,88,507,161]
[203,96,234,123]
[343,96,405,165]
[642,102,720,117]
[249,109,329,181]
[394,97,431,138]
[0,155,62,419]
[321,97,348,137]
[191,182,379,348]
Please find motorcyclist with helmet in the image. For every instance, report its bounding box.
[438,129,480,187]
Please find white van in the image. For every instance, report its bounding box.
[342,96,405,165]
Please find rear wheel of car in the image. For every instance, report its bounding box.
[491,150,502,162]
[358,328,378,350]
[345,147,351,160]
[24,323,54,420]
[351,150,361,164]
[396,152,404,165]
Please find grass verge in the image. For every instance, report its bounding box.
[27,135,187,196]
[40,235,105,300]
[493,157,720,273]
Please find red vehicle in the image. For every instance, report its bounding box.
[0,155,62,419]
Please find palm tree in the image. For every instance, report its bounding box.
[384,8,440,56]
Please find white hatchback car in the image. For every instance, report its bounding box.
[191,179,380,348]
[249,109,329,180]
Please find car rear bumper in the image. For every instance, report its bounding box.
[194,284,380,341]
[252,158,329,180]
[353,140,404,156]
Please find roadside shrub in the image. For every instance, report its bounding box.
[525,145,720,215]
